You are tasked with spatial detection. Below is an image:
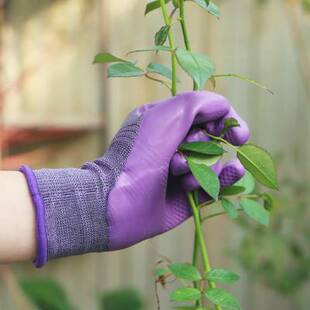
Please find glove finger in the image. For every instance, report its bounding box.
[224,107,250,146]
[181,158,244,192]
[184,128,210,143]
[170,153,189,176]
[192,92,230,125]
[206,106,250,146]
[181,161,223,191]
[136,91,231,159]
[219,159,245,187]
[196,160,245,203]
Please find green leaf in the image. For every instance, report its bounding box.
[155,25,170,46]
[108,63,145,78]
[240,198,269,226]
[20,278,71,310]
[93,53,127,64]
[222,118,240,136]
[168,263,201,281]
[205,288,241,310]
[154,267,168,277]
[170,288,201,302]
[185,153,221,167]
[191,0,209,9]
[100,288,143,310]
[261,193,275,211]
[207,2,220,18]
[147,63,174,81]
[127,45,173,55]
[235,171,256,194]
[191,0,220,18]
[221,198,238,220]
[205,269,240,283]
[187,157,220,200]
[237,144,278,190]
[179,141,225,155]
[221,185,245,196]
[145,0,170,15]
[175,48,215,89]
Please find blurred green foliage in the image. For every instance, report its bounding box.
[303,0,310,11]
[235,179,310,295]
[20,277,144,310]
[256,0,310,12]
[99,288,144,310]
[20,278,72,310]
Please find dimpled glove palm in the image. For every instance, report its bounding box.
[20,91,250,267]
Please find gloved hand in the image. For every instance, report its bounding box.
[20,91,250,267]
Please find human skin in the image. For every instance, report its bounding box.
[0,171,36,264]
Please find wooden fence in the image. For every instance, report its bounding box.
[0,0,309,309]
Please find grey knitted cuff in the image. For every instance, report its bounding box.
[33,167,109,260]
[20,110,142,266]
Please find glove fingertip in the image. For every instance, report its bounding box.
[219,159,245,187]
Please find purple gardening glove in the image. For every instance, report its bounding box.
[20,91,249,267]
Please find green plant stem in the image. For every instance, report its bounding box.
[201,209,243,222]
[192,190,200,271]
[192,191,201,307]
[193,232,203,308]
[192,214,202,307]
[206,132,238,151]
[198,200,215,209]
[198,194,260,209]
[178,1,202,299]
[192,231,199,268]
[192,232,199,267]
[212,73,274,94]
[159,0,177,96]
[145,73,172,91]
[187,192,222,310]
[179,0,198,91]
[179,0,191,50]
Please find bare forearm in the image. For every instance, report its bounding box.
[0,171,36,264]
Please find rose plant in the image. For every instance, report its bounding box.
[94,1,279,309]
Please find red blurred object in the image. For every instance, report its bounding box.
[0,127,102,169]
[2,127,90,151]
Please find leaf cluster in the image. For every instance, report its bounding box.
[235,179,310,296]
[155,263,241,309]
[94,1,272,95]
[178,129,278,227]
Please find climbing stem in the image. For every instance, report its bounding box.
[159,0,177,96]
[145,73,172,91]
[206,132,238,151]
[179,0,191,51]
[192,191,201,307]
[192,231,202,307]
[179,0,198,90]
[192,231,199,268]
[192,191,200,269]
[212,73,274,94]
[187,192,222,310]
[201,209,243,222]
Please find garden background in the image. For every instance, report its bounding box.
[0,0,309,309]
